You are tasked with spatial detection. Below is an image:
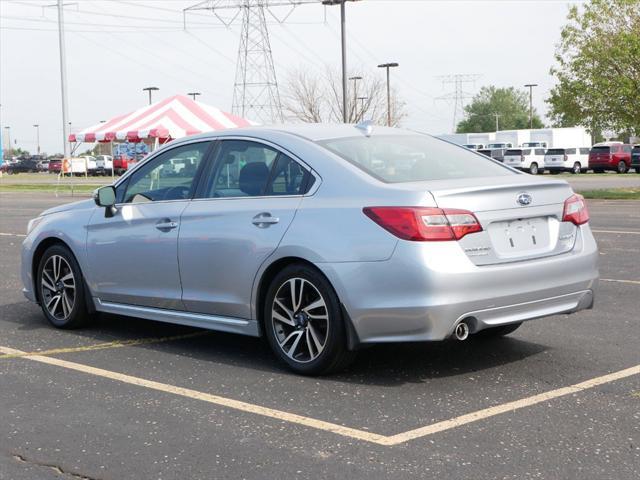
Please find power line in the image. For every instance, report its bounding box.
[436,73,481,133]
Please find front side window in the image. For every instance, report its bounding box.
[318,134,513,183]
[123,142,209,203]
[565,148,577,155]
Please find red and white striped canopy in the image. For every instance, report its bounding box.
[69,95,253,143]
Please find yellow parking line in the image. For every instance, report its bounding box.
[0,332,208,359]
[592,229,640,235]
[1,344,637,446]
[600,278,640,286]
[0,232,27,238]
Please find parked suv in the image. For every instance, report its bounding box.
[629,145,639,173]
[544,147,590,174]
[589,144,632,173]
[503,148,546,174]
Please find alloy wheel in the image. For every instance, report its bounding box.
[271,278,329,363]
[41,255,76,321]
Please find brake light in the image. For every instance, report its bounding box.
[564,154,568,161]
[363,207,482,241]
[562,194,589,225]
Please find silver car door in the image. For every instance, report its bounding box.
[178,139,314,319]
[87,141,213,310]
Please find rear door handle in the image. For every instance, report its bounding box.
[252,212,280,228]
[155,220,178,231]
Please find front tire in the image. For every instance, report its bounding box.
[572,162,581,174]
[528,163,539,175]
[37,245,91,329]
[617,161,627,174]
[264,264,355,375]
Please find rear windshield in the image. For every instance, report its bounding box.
[505,149,522,155]
[546,148,565,155]
[633,146,640,153]
[591,146,610,153]
[318,134,514,183]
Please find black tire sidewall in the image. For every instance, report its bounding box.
[37,245,88,329]
[263,264,347,375]
[529,163,538,175]
[617,161,627,173]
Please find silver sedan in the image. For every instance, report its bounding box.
[21,124,599,375]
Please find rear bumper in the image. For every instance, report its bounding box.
[316,225,599,344]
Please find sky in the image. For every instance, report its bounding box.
[0,0,584,154]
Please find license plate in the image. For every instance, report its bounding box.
[488,217,550,256]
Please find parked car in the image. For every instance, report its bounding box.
[36,160,50,172]
[544,147,590,174]
[483,142,513,163]
[631,145,640,173]
[4,158,39,174]
[21,125,599,375]
[95,155,114,175]
[48,159,62,174]
[477,149,504,162]
[503,148,547,175]
[589,144,633,173]
[113,155,130,175]
[463,144,484,150]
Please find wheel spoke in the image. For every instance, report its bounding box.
[302,298,325,314]
[307,323,324,354]
[289,278,305,312]
[47,294,61,316]
[274,298,294,320]
[305,328,314,358]
[43,270,56,289]
[52,256,60,281]
[272,310,295,327]
[286,331,304,359]
[60,272,75,288]
[41,277,56,293]
[62,291,73,316]
[61,292,69,317]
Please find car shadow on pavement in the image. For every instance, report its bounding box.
[1,302,548,386]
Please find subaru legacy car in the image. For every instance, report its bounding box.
[21,124,599,375]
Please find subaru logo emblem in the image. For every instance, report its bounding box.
[517,192,533,206]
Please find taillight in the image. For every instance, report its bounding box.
[564,154,568,161]
[363,207,482,241]
[520,154,525,162]
[562,194,589,225]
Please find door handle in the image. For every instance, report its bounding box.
[155,220,178,231]
[252,212,280,228]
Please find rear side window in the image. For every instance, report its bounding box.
[579,148,590,155]
[522,149,531,155]
[266,154,313,196]
[546,148,565,155]
[623,145,632,153]
[535,149,546,155]
[318,134,513,183]
[565,148,577,154]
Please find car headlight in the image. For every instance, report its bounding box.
[27,217,44,235]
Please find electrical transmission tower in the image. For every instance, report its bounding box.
[436,74,481,133]
[184,1,321,124]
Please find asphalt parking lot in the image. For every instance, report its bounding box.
[0,192,638,480]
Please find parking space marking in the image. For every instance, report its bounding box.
[0,232,27,238]
[592,229,640,235]
[0,332,208,359]
[1,344,638,446]
[600,278,640,286]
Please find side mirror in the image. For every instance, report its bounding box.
[94,185,116,207]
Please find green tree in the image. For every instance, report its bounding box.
[547,0,640,136]
[456,86,544,133]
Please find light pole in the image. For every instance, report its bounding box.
[377,62,399,127]
[524,83,538,129]
[187,92,201,101]
[33,124,40,155]
[348,76,362,122]
[143,86,159,105]
[357,96,368,122]
[4,126,11,156]
[494,113,501,132]
[322,0,360,123]
[57,0,70,160]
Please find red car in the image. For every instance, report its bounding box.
[48,159,62,174]
[589,143,633,173]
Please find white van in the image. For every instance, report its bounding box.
[503,148,547,175]
[544,147,591,174]
[95,155,114,175]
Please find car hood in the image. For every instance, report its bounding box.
[41,198,96,217]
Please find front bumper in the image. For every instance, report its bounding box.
[316,225,599,344]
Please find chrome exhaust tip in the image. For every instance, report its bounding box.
[454,321,470,341]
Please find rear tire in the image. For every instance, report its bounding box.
[528,163,539,175]
[475,322,522,338]
[617,161,627,174]
[37,245,92,329]
[263,264,356,375]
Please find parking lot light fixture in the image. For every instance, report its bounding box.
[33,124,40,155]
[377,62,399,126]
[524,84,538,129]
[143,86,160,105]
[188,92,201,101]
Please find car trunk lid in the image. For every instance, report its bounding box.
[424,176,577,265]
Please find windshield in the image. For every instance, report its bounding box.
[318,134,514,183]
